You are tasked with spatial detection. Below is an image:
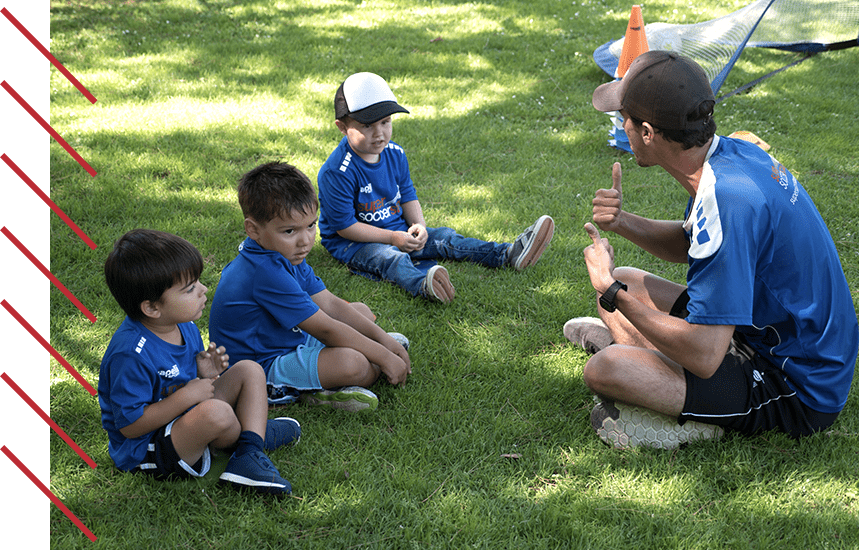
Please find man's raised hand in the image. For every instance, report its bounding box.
[592,162,624,232]
[583,222,616,295]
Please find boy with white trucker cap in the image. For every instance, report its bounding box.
[317,72,554,303]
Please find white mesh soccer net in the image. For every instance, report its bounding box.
[600,0,859,91]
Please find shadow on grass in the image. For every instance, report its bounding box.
[44,2,859,547]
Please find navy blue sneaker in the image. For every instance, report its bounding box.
[218,450,292,495]
[264,417,301,451]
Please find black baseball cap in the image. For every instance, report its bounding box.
[592,51,714,131]
[334,72,409,124]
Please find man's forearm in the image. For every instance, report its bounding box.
[612,288,734,378]
[613,213,689,263]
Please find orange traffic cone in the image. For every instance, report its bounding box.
[616,5,649,78]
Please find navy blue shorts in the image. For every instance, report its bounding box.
[131,418,211,480]
[670,291,839,438]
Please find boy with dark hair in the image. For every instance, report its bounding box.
[99,229,298,495]
[208,163,411,413]
[317,72,555,303]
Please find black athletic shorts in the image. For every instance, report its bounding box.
[670,290,839,438]
[130,418,211,480]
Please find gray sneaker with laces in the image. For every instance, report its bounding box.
[507,215,554,270]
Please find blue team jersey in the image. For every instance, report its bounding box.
[208,237,326,371]
[317,136,420,263]
[682,136,858,413]
[98,318,204,471]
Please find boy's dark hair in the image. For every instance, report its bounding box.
[104,229,204,322]
[237,162,318,224]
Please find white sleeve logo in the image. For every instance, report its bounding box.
[688,166,723,260]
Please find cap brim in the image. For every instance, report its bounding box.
[592,80,624,113]
[348,101,410,124]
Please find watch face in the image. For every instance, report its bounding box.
[599,280,625,313]
[599,294,616,313]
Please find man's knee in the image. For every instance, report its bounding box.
[582,348,624,394]
[582,353,606,392]
[612,266,640,281]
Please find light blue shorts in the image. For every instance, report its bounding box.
[266,335,325,391]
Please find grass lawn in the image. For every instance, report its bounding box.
[47,0,859,548]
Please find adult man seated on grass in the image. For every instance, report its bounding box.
[566,51,858,449]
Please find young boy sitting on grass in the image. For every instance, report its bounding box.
[208,162,411,413]
[98,229,299,496]
[317,72,555,303]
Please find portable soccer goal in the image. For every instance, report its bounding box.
[593,0,859,151]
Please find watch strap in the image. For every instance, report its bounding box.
[599,280,628,312]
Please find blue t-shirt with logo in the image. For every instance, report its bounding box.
[98,318,204,471]
[317,136,420,263]
[682,136,858,413]
[208,237,326,371]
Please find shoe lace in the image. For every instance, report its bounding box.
[251,450,279,475]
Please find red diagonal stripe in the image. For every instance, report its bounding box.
[1,445,97,542]
[1,154,97,250]
[2,373,97,469]
[2,226,97,323]
[1,80,97,177]
[1,7,96,104]
[1,300,97,396]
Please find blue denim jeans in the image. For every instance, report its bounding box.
[347,226,511,297]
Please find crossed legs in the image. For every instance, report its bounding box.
[170,360,268,466]
[582,267,689,417]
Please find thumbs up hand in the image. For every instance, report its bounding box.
[592,162,624,232]
[583,222,616,295]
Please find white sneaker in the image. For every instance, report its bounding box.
[563,317,613,354]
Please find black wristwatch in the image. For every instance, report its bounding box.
[599,280,628,313]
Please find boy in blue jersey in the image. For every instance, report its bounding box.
[317,72,555,303]
[99,229,299,495]
[208,162,411,413]
[567,51,858,449]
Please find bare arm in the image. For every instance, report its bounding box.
[118,378,215,439]
[401,200,426,228]
[301,290,411,384]
[611,213,690,264]
[583,222,732,378]
[612,289,735,378]
[593,162,689,264]
[337,220,398,245]
[336,200,426,252]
